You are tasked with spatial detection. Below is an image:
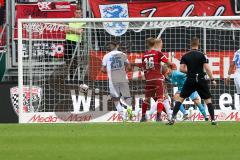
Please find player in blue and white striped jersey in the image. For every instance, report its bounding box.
[227,49,240,95]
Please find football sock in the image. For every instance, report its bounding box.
[149,100,157,115]
[180,104,186,114]
[157,101,164,113]
[115,102,124,118]
[156,102,164,119]
[172,101,182,118]
[125,97,132,108]
[142,101,148,117]
[197,104,207,118]
[207,103,215,121]
[163,99,172,119]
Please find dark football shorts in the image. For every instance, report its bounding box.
[180,77,211,99]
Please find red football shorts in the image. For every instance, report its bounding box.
[145,79,164,100]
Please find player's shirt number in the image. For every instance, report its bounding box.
[110,57,123,70]
[235,54,240,67]
[144,57,155,69]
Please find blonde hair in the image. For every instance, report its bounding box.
[154,38,162,45]
[147,38,162,48]
[146,37,155,48]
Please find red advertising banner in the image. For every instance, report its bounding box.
[89,0,240,37]
[16,2,75,19]
[90,0,240,18]
[89,51,234,80]
[89,0,238,18]
[15,2,76,40]
[37,2,71,12]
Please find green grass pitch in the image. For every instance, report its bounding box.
[0,122,240,160]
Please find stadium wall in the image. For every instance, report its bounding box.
[0,82,18,123]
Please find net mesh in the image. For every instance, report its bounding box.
[19,18,239,113]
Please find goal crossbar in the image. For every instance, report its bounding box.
[18,16,240,23]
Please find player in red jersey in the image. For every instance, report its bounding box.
[141,38,174,122]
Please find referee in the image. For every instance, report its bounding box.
[168,37,217,125]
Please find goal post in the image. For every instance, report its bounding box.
[17,16,240,123]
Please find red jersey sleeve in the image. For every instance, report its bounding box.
[158,52,168,63]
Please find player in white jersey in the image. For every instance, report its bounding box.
[227,49,240,95]
[101,41,133,121]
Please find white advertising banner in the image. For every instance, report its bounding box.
[20,110,240,123]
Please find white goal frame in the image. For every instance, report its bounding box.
[18,16,240,123]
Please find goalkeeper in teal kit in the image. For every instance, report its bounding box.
[164,65,208,121]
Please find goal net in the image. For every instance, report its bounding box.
[17,16,240,123]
